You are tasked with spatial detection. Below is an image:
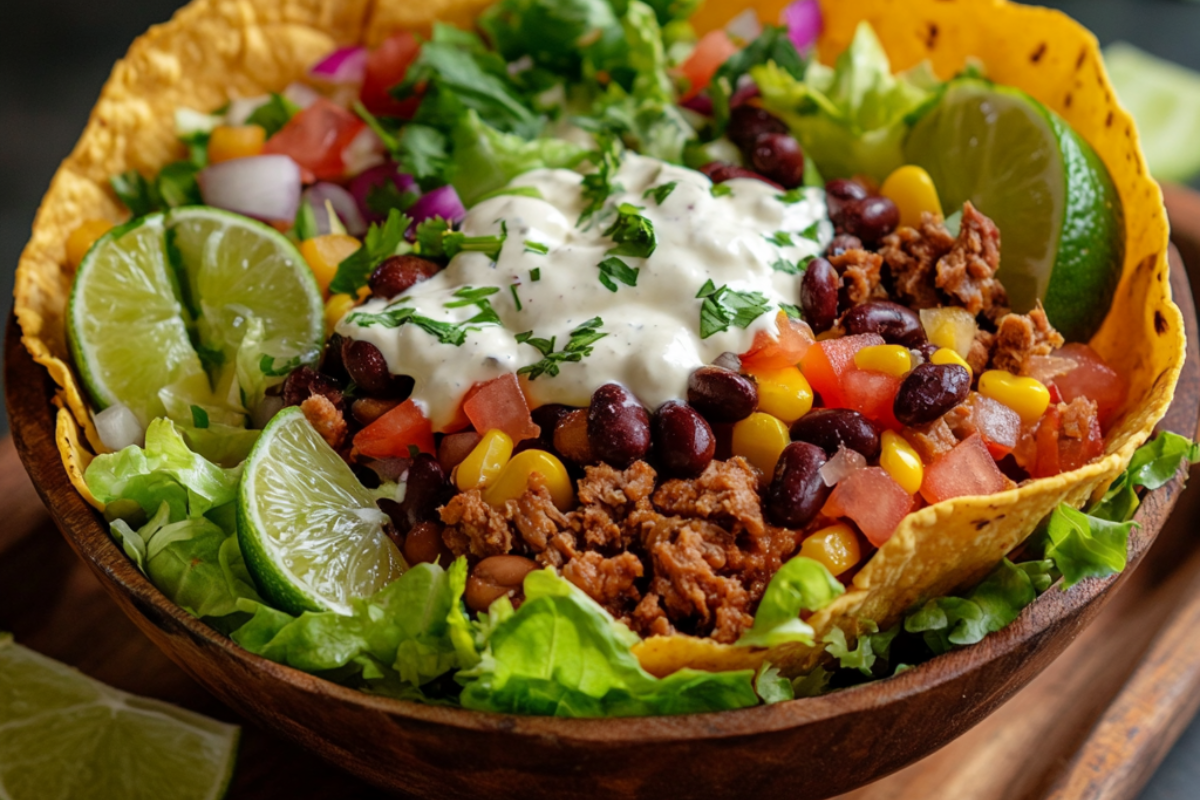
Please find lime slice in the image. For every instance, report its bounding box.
[238,407,405,615]
[904,78,1124,341]
[68,207,323,426]
[0,633,239,800]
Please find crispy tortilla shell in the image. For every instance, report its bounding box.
[13,0,1183,679]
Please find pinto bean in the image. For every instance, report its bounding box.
[465,555,539,612]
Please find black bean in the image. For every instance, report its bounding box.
[800,256,840,334]
[766,442,831,528]
[727,105,789,153]
[825,234,863,258]
[893,363,972,426]
[840,196,899,245]
[825,178,869,223]
[320,332,349,382]
[915,342,940,362]
[282,366,344,410]
[369,254,440,299]
[653,401,716,478]
[587,384,651,468]
[749,133,806,189]
[687,366,758,424]
[842,301,927,347]
[700,162,783,191]
[397,453,448,535]
[789,408,881,460]
[342,339,410,398]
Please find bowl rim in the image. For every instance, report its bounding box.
[6,280,1197,743]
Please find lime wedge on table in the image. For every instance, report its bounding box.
[904,78,1124,341]
[68,207,323,426]
[0,633,238,800]
[238,407,405,615]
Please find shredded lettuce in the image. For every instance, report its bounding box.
[752,22,932,181]
[457,569,758,716]
[451,110,589,205]
[736,556,843,648]
[822,621,899,676]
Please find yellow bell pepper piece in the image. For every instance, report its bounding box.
[978,370,1051,423]
[456,429,514,492]
[207,124,267,164]
[300,234,362,296]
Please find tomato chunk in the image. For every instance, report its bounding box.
[741,313,814,371]
[1053,343,1127,430]
[920,434,1008,504]
[463,374,541,443]
[354,398,435,458]
[1058,401,1105,473]
[799,333,884,409]
[841,368,902,431]
[823,467,913,547]
[263,98,364,181]
[361,31,422,118]
[1032,405,1061,479]
[677,30,740,101]
[954,393,1021,460]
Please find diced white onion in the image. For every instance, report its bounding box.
[725,9,762,42]
[94,404,145,451]
[819,445,866,487]
[198,155,302,222]
[175,107,222,137]
[283,81,321,110]
[225,94,271,126]
[340,126,387,178]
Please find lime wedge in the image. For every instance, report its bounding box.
[238,407,405,615]
[68,208,323,426]
[904,78,1124,341]
[0,633,239,800]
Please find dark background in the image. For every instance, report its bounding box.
[2,0,1199,796]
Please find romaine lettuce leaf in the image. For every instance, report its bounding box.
[451,110,589,205]
[736,556,843,647]
[457,569,758,716]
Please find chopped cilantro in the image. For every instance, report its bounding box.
[418,218,508,261]
[524,240,549,255]
[530,267,542,281]
[776,188,804,204]
[596,256,640,292]
[516,317,608,380]
[779,302,803,320]
[710,184,733,198]
[347,285,502,346]
[643,181,678,205]
[245,93,300,138]
[577,135,624,228]
[797,221,821,242]
[602,203,656,258]
[766,231,794,247]
[696,279,772,339]
[190,406,210,429]
[366,182,419,216]
[444,286,501,308]
[259,354,304,378]
[329,209,412,295]
[771,254,813,275]
[510,283,523,311]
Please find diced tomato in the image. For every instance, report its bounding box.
[263,98,365,181]
[920,434,1009,504]
[1032,405,1061,479]
[462,374,541,443]
[741,313,815,371]
[1053,343,1128,431]
[823,467,913,547]
[677,30,740,101]
[956,393,1021,460]
[440,382,484,434]
[1058,404,1104,473]
[354,398,435,458]
[799,333,884,408]
[841,368,902,430]
[361,31,422,118]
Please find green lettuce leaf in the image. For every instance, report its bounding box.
[457,569,758,716]
[822,621,899,677]
[752,22,932,180]
[480,0,625,79]
[736,556,843,648]
[754,662,794,704]
[710,25,806,132]
[1045,505,1133,590]
[450,110,589,205]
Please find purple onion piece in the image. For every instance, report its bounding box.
[198,155,302,222]
[349,164,417,224]
[303,182,367,236]
[681,94,714,116]
[783,0,822,53]
[408,184,465,227]
[309,46,368,84]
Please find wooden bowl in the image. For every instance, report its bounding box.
[5,240,1197,799]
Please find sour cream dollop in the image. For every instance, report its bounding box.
[338,153,830,430]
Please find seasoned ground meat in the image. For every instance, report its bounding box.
[631,592,674,637]
[562,550,644,609]
[829,249,887,307]
[652,458,766,537]
[440,490,514,558]
[879,213,955,309]
[967,329,996,376]
[1061,396,1099,440]
[992,302,1065,374]
[936,202,1008,316]
[300,394,347,450]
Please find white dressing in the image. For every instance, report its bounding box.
[338,153,830,430]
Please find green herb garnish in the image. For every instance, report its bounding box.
[696,279,772,339]
[643,181,678,205]
[602,203,656,258]
[329,209,411,295]
[596,256,640,292]
[516,317,608,380]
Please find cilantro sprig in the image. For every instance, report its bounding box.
[516,317,608,380]
[695,280,772,339]
[329,209,412,296]
[347,285,501,346]
[643,181,677,205]
[596,257,639,292]
[577,135,624,228]
[417,218,508,261]
[602,203,656,259]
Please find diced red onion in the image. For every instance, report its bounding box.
[819,445,867,487]
[303,182,367,236]
[341,126,387,178]
[309,46,368,85]
[681,94,714,115]
[725,9,762,42]
[783,0,822,52]
[349,164,417,224]
[95,404,145,451]
[409,185,465,227]
[283,81,320,110]
[198,155,302,222]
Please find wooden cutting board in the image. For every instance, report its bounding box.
[2,190,1198,800]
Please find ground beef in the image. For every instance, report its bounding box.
[829,248,887,307]
[992,303,1065,374]
[879,213,956,309]
[935,202,1008,317]
[562,550,644,609]
[631,593,674,637]
[440,490,514,558]
[967,329,996,376]
[1061,396,1099,440]
[902,417,960,463]
[300,394,347,450]
[651,458,767,537]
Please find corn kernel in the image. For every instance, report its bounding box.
[929,347,972,377]
[799,523,862,577]
[853,344,912,378]
[731,412,791,476]
[484,449,574,511]
[300,234,362,296]
[978,370,1051,423]
[879,430,924,494]
[456,429,514,492]
[66,220,114,269]
[324,294,358,334]
[880,165,943,228]
[745,366,813,423]
[207,124,267,164]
